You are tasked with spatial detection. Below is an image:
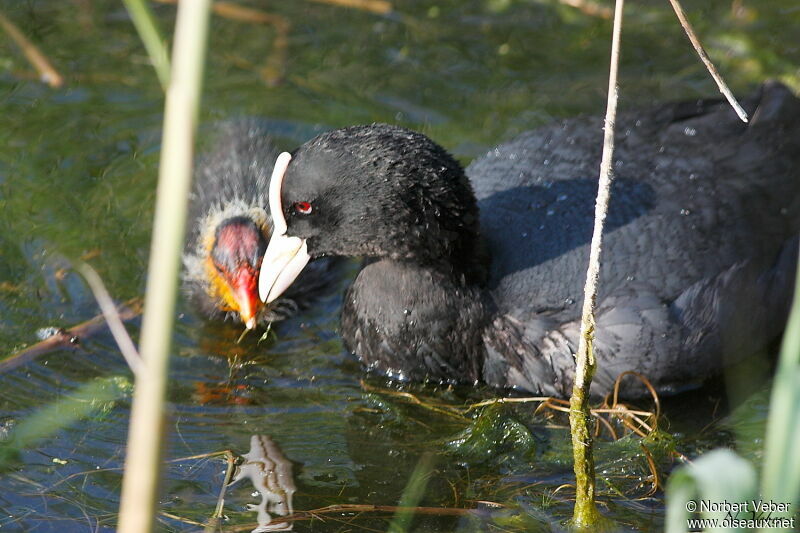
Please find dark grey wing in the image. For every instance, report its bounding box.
[471,82,800,396]
[484,236,797,398]
[470,82,800,314]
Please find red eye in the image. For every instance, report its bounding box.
[294,201,313,215]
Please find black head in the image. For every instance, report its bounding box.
[259,124,484,303]
[287,124,480,263]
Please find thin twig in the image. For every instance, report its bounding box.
[0,9,64,87]
[159,512,206,527]
[211,451,238,519]
[307,0,392,14]
[201,450,238,532]
[77,264,143,377]
[463,396,553,413]
[569,0,624,526]
[666,0,748,123]
[0,298,143,375]
[590,407,655,417]
[593,413,618,440]
[210,1,287,24]
[611,370,660,420]
[639,443,661,497]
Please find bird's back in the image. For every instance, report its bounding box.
[468,82,800,320]
[468,82,800,395]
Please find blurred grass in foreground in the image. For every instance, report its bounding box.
[666,250,800,531]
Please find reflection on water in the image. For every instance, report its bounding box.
[232,435,296,532]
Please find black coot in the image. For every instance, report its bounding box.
[258,82,800,396]
[183,120,340,329]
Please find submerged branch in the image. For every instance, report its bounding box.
[0,298,143,375]
[221,504,478,531]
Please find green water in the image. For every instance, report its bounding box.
[1,0,797,531]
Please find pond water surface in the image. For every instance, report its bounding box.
[1,0,798,531]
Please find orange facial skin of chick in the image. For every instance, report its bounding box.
[204,256,262,329]
[202,221,267,330]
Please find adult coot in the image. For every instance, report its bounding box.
[183,120,340,329]
[258,82,800,396]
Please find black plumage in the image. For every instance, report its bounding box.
[261,82,800,396]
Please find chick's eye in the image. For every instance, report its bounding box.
[293,201,313,215]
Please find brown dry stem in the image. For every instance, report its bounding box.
[666,0,748,122]
[0,9,64,87]
[308,0,392,14]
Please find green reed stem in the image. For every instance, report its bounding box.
[569,0,624,528]
[760,248,800,527]
[122,0,171,90]
[116,1,212,532]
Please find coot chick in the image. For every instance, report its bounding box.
[259,82,800,397]
[183,120,340,329]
